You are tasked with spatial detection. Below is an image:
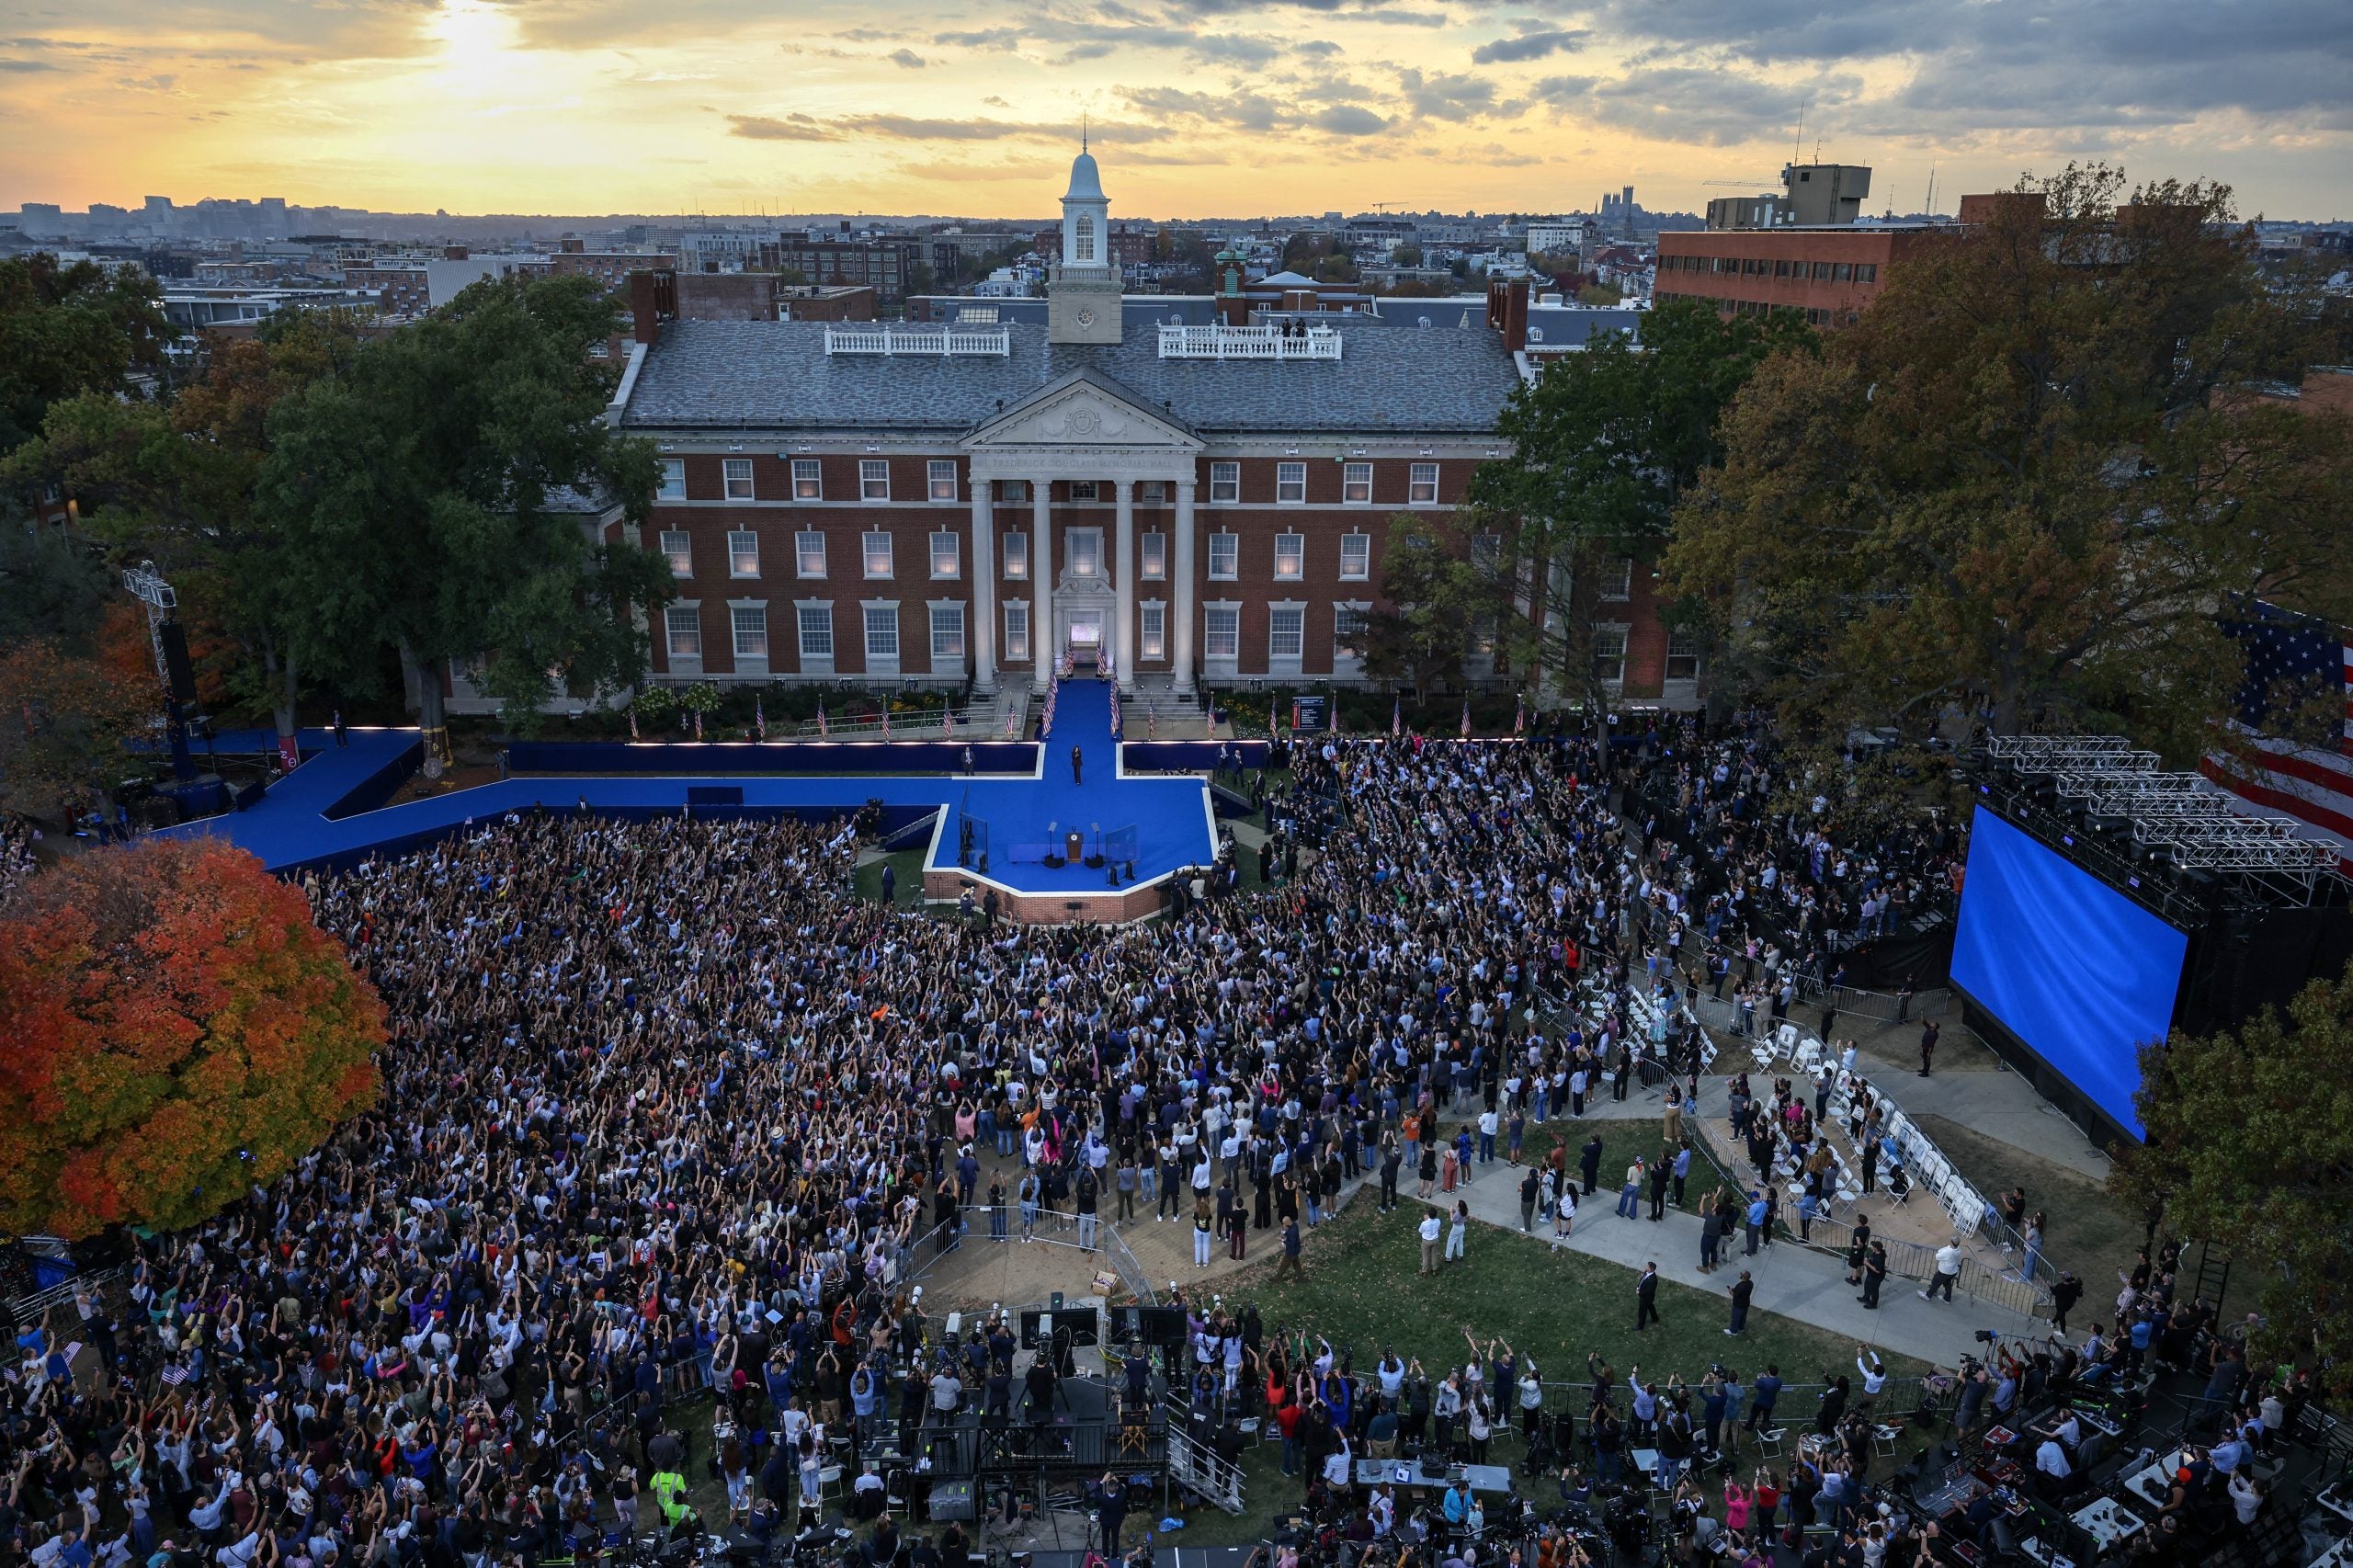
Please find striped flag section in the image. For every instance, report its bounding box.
[2205,603,2353,866]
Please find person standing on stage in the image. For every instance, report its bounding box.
[1072,744,1084,784]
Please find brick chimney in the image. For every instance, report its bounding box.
[628,268,676,346]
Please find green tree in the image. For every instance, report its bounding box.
[2111,960,2353,1392]
[1665,165,2353,756]
[0,253,170,460]
[1469,297,1808,744]
[1340,512,1504,698]
[1392,242,1424,268]
[3,311,369,758]
[0,525,108,648]
[1575,281,1622,306]
[261,274,674,770]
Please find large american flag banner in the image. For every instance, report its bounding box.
[2201,601,2353,865]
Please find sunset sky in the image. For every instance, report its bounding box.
[3,0,2348,221]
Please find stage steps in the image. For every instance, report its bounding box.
[1165,1426,1245,1515]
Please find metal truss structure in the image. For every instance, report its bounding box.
[1979,734,2348,911]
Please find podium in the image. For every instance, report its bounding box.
[1065,830,1084,862]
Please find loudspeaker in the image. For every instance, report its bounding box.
[158,621,198,705]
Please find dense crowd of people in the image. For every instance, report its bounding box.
[1,721,1992,1568]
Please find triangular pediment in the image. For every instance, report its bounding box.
[962,369,1201,450]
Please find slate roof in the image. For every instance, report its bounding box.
[620,313,1521,437]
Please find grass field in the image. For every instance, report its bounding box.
[1154,1201,1928,1544]
[1912,1112,2143,1285]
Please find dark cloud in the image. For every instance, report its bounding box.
[1117,85,1287,133]
[1469,28,1583,63]
[1309,104,1390,134]
[0,58,60,71]
[886,48,926,67]
[726,113,840,141]
[1396,66,1507,120]
[1534,66,1858,147]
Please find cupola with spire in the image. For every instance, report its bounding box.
[1047,129,1121,345]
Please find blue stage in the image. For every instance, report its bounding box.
[158,680,1228,902]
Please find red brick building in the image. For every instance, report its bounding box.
[1654,225,1949,327]
[603,154,1703,708]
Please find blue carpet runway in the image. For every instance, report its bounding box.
[158,680,1220,895]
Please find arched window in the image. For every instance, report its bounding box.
[1074,215,1096,264]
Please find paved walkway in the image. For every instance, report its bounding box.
[1805,994,2116,1181]
[1409,1135,2040,1369]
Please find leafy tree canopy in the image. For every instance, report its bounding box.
[0,838,385,1237]
[0,253,170,460]
[258,274,672,756]
[2112,960,2353,1392]
[1664,165,2353,756]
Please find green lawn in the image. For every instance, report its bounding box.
[853,848,932,907]
[1218,1200,1925,1409]
[1911,1112,2143,1286]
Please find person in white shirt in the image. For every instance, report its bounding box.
[2230,1471,2264,1525]
[1418,1210,1443,1276]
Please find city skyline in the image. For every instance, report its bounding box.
[4,0,2350,222]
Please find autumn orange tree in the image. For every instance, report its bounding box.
[0,631,159,821]
[0,837,385,1237]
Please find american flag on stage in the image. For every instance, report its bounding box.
[1513,691,1526,736]
[815,698,828,738]
[880,702,891,741]
[1108,685,1122,739]
[1392,693,1401,737]
[1460,693,1471,739]
[754,696,766,742]
[2201,600,2353,865]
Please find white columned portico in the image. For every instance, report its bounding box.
[1172,476,1198,695]
[1112,478,1135,690]
[1030,479,1054,690]
[969,484,995,694]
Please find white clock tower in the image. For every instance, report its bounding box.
[1047,138,1121,345]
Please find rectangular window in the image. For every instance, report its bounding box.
[1268,606,1303,659]
[1339,532,1370,580]
[1335,604,1368,643]
[1592,624,1628,685]
[862,530,892,579]
[864,604,899,661]
[1273,532,1304,580]
[1409,461,1439,503]
[1141,480,1166,504]
[722,458,754,501]
[797,604,833,661]
[929,530,961,579]
[996,478,1028,505]
[1204,606,1240,659]
[1140,531,1166,580]
[1209,461,1240,503]
[859,460,890,501]
[926,460,957,502]
[1141,602,1165,659]
[1471,533,1502,574]
[1856,262,1878,283]
[659,529,692,577]
[1003,603,1029,662]
[1666,626,1703,681]
[1069,480,1098,503]
[1208,533,1238,580]
[664,605,701,660]
[731,606,767,660]
[1771,259,1790,278]
[657,459,686,500]
[1598,555,1633,600]
[930,602,964,660]
[1343,461,1372,504]
[1276,461,1307,504]
[1834,262,1854,282]
[1812,261,1833,280]
[1068,528,1101,578]
[1001,530,1029,580]
[791,459,823,500]
[795,530,826,578]
[725,528,759,578]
